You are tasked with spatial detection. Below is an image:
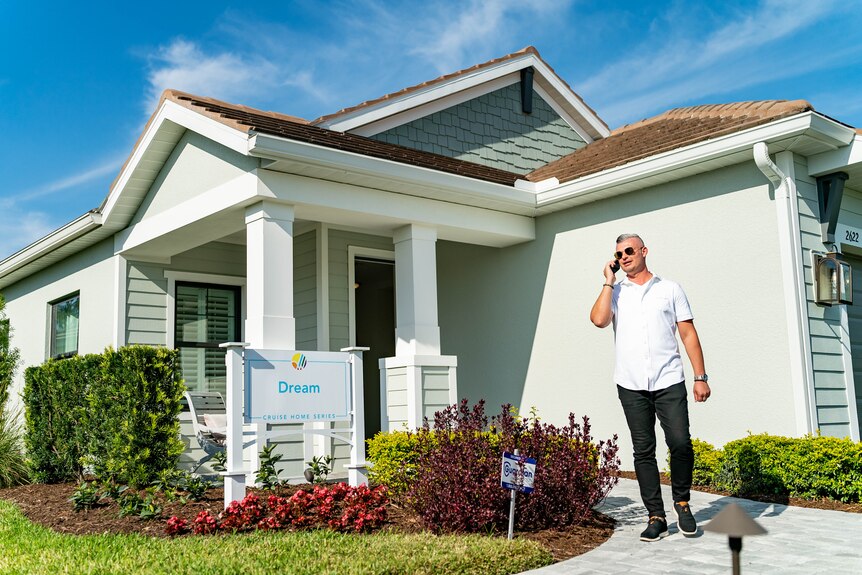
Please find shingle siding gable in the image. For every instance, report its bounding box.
[370,83,586,174]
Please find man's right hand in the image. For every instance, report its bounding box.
[604,260,618,284]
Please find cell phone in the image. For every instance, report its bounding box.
[610,261,620,273]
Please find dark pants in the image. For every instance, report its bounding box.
[617,382,693,517]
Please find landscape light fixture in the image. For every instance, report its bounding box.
[814,252,853,306]
[704,502,767,575]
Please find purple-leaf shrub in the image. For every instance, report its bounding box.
[407,399,619,533]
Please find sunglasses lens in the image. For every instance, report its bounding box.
[614,247,638,260]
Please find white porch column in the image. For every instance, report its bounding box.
[244,201,296,482]
[383,224,457,431]
[245,201,296,349]
[394,224,440,355]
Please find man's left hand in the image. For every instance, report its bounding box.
[693,381,711,402]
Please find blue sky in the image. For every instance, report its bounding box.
[2,0,861,257]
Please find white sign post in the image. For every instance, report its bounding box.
[501,449,537,540]
[220,345,369,509]
[221,342,249,507]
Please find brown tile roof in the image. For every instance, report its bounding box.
[311,46,608,133]
[164,91,521,186]
[526,100,814,184]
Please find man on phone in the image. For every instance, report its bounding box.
[589,233,710,542]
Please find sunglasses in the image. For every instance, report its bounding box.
[614,246,641,260]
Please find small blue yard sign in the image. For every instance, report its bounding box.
[500,451,537,494]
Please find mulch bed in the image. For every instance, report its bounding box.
[2,473,855,563]
[0,482,615,562]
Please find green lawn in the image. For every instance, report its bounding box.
[0,501,552,575]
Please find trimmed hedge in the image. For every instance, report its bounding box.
[24,355,101,483]
[687,433,862,503]
[23,346,185,487]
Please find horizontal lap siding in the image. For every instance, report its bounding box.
[127,263,168,346]
[795,155,854,437]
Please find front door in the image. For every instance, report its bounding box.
[354,257,396,439]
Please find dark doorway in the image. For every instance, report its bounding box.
[354,257,396,439]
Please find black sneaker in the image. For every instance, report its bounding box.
[639,516,669,542]
[674,501,697,536]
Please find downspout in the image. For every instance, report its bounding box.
[753,142,817,435]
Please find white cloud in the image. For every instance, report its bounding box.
[407,0,568,73]
[10,159,123,203]
[579,0,848,126]
[145,39,281,112]
[0,207,55,258]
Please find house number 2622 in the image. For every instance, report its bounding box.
[846,230,860,243]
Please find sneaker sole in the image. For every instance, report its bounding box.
[639,530,669,542]
[675,507,697,537]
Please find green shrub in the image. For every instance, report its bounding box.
[715,434,794,497]
[0,294,20,413]
[23,345,185,487]
[87,346,185,488]
[23,355,101,483]
[780,435,862,502]
[691,438,723,486]
[0,408,29,488]
[367,431,429,496]
[712,433,862,502]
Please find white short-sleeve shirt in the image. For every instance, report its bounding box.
[611,274,693,392]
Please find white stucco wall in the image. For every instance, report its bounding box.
[439,161,799,467]
[2,237,116,415]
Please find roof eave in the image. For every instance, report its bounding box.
[248,132,538,216]
[0,212,103,289]
[533,111,855,214]
[317,51,609,141]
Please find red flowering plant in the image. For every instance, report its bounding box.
[164,516,189,535]
[166,483,389,536]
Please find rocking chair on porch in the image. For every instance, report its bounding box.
[185,391,228,473]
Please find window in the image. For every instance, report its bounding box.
[175,283,240,394]
[50,293,79,359]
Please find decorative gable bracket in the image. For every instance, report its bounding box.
[817,171,849,244]
[520,67,534,114]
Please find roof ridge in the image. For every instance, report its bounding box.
[163,89,309,128]
[311,46,541,126]
[612,99,813,135]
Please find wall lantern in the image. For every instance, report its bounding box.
[814,252,853,306]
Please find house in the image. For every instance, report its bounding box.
[2,47,860,479]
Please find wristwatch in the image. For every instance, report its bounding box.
[694,374,709,382]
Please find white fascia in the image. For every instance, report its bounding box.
[348,73,520,137]
[0,211,102,279]
[114,171,261,254]
[248,133,537,213]
[534,112,854,211]
[319,53,608,140]
[318,54,539,132]
[529,58,609,139]
[100,99,250,226]
[808,133,862,176]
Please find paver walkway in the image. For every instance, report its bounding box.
[521,478,862,574]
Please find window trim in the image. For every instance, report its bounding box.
[172,279,243,394]
[48,291,80,360]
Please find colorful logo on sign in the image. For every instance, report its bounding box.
[291,353,307,370]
